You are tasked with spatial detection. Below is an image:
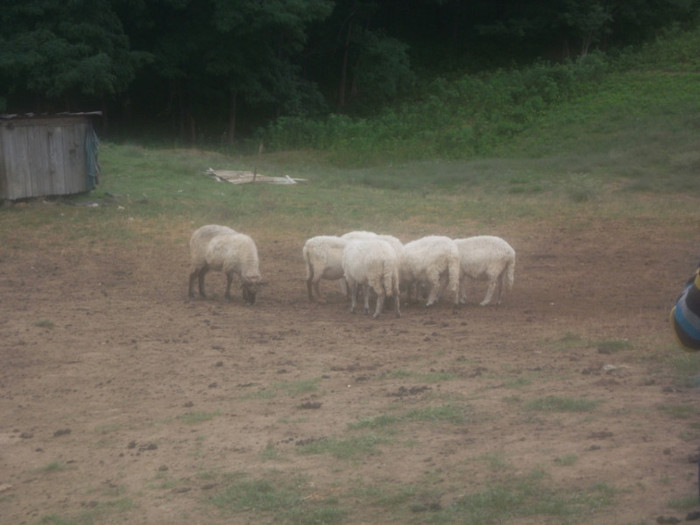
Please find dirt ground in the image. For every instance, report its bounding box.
[1,211,699,525]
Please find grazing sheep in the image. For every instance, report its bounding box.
[454,235,515,306]
[302,235,348,302]
[343,239,401,318]
[188,225,262,304]
[341,230,377,241]
[400,235,460,306]
[376,234,404,258]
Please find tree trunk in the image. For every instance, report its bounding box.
[338,12,355,108]
[227,89,237,145]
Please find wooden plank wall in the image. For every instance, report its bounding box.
[0,117,90,200]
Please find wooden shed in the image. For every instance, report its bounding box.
[0,113,100,200]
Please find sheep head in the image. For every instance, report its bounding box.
[241,274,262,305]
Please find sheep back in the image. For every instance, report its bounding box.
[343,239,400,318]
[454,236,515,283]
[401,235,460,305]
[302,236,347,281]
[189,224,237,271]
[454,235,515,305]
[206,233,261,284]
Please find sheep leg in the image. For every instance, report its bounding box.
[188,270,198,299]
[480,280,497,306]
[373,290,385,319]
[224,273,233,302]
[348,281,358,313]
[197,268,209,298]
[363,285,371,315]
[458,275,468,304]
[495,272,505,304]
[306,276,315,302]
[425,271,442,306]
[426,284,440,306]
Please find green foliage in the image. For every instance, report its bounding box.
[264,52,609,163]
[0,0,141,107]
[264,25,700,173]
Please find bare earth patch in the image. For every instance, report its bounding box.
[1,215,699,524]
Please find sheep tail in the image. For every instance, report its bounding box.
[447,252,460,301]
[302,246,312,280]
[382,261,395,297]
[505,255,515,291]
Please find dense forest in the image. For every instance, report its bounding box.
[1,0,698,145]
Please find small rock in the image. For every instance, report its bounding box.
[686,510,700,521]
[656,516,680,524]
[53,429,71,437]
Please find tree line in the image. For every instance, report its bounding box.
[1,0,698,144]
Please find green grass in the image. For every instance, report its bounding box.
[241,377,322,400]
[38,461,68,473]
[434,472,616,524]
[296,433,388,460]
[349,403,470,431]
[657,403,700,420]
[671,351,700,388]
[178,410,221,424]
[37,497,137,525]
[382,369,460,382]
[525,396,601,413]
[210,473,347,524]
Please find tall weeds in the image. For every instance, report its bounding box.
[263,53,607,164]
[262,26,700,167]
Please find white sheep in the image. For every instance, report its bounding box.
[302,235,348,302]
[188,225,262,304]
[400,235,460,306]
[339,231,404,295]
[341,230,377,240]
[454,235,515,306]
[342,239,401,318]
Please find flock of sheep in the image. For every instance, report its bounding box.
[187,224,516,318]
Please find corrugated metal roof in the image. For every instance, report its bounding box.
[0,111,103,120]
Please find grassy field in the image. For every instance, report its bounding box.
[2,28,700,525]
